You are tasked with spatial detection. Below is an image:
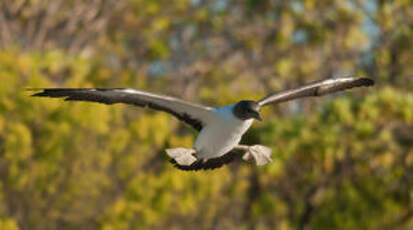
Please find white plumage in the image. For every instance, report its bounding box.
[194,105,254,159]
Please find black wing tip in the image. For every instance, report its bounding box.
[26,88,50,97]
[31,92,48,97]
[27,88,125,97]
[28,89,66,97]
[357,78,375,87]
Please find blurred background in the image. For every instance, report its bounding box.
[0,0,412,229]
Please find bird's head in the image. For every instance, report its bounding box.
[233,100,262,121]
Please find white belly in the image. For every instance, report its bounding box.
[194,107,253,159]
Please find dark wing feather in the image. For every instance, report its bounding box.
[258,77,374,106]
[170,148,246,171]
[29,88,214,131]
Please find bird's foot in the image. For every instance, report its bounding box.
[165,148,197,166]
[241,145,272,166]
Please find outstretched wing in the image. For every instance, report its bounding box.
[30,88,214,131]
[257,77,374,106]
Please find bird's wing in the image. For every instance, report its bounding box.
[30,88,215,131]
[257,77,374,106]
[170,148,245,171]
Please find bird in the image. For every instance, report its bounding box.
[29,76,374,171]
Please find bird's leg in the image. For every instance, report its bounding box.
[236,144,272,166]
[165,148,197,166]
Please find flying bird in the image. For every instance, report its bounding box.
[30,77,374,171]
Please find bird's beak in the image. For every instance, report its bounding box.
[252,112,263,121]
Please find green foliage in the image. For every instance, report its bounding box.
[0,0,412,230]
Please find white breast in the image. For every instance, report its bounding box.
[193,105,253,159]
